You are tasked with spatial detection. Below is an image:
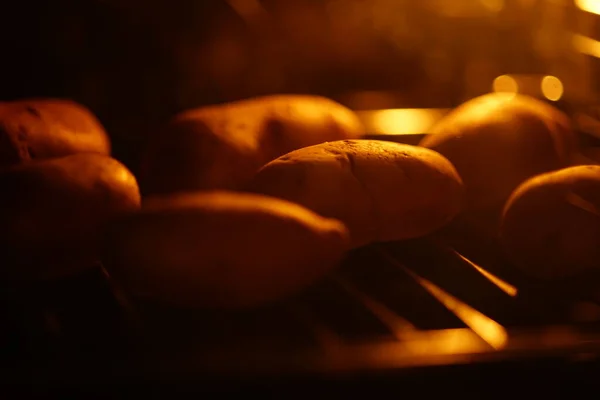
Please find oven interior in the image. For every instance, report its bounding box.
[3,0,600,395]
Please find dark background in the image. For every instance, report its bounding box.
[0,0,560,170]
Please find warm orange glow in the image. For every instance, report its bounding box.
[430,0,504,17]
[416,277,508,349]
[358,109,448,135]
[452,250,518,297]
[572,33,600,58]
[376,247,508,350]
[325,328,490,371]
[481,0,505,13]
[539,327,580,347]
[396,329,487,356]
[541,76,564,101]
[492,75,519,95]
[361,329,488,365]
[341,91,400,109]
[576,0,600,15]
[333,275,416,338]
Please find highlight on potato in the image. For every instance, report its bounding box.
[419,92,577,231]
[102,191,350,309]
[249,139,464,248]
[139,95,364,196]
[0,154,141,280]
[500,165,600,280]
[0,98,111,167]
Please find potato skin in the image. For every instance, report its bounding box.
[249,140,464,247]
[500,165,600,279]
[140,95,363,195]
[420,93,576,225]
[103,191,350,308]
[0,154,141,280]
[0,99,111,167]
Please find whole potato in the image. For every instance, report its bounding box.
[500,165,600,279]
[420,93,577,228]
[140,95,363,195]
[0,99,110,167]
[249,140,464,247]
[103,191,350,308]
[0,154,140,280]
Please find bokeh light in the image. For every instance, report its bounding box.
[541,75,564,101]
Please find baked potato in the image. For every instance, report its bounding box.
[140,95,363,195]
[420,93,576,229]
[0,99,110,167]
[0,154,140,279]
[500,165,600,279]
[249,139,464,247]
[103,191,350,308]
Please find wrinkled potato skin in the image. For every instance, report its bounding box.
[249,140,464,247]
[103,191,350,309]
[0,99,110,167]
[140,95,364,195]
[0,154,140,280]
[500,165,600,279]
[420,93,577,226]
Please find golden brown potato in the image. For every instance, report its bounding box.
[500,165,600,279]
[0,154,140,280]
[140,95,364,195]
[420,93,577,227]
[249,140,464,247]
[0,99,111,167]
[103,191,350,308]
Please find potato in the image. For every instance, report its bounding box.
[0,99,110,167]
[248,140,464,247]
[500,165,600,279]
[103,191,350,308]
[420,93,577,227]
[0,154,140,280]
[140,95,363,195]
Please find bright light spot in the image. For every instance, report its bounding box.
[481,0,505,13]
[541,75,564,101]
[493,75,519,94]
[361,109,448,135]
[452,250,518,297]
[376,247,508,350]
[417,277,508,350]
[365,329,488,363]
[572,33,600,58]
[576,0,600,15]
